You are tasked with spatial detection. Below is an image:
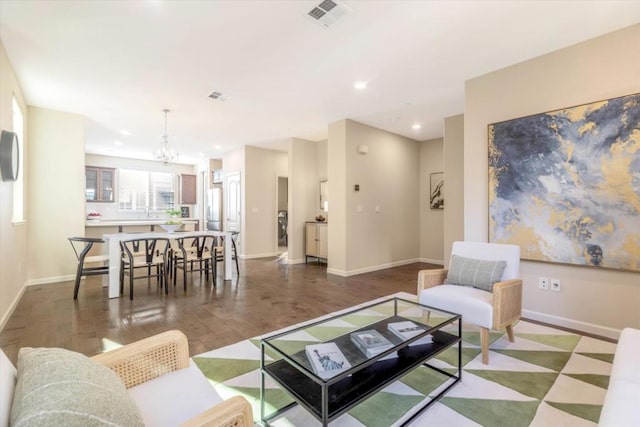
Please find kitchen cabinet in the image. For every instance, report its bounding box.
[85,166,115,202]
[180,174,197,204]
[305,222,327,264]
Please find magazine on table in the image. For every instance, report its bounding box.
[305,342,352,379]
[350,329,395,358]
[388,321,433,345]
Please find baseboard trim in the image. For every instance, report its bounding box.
[522,309,622,340]
[419,257,444,265]
[287,258,305,265]
[241,252,280,260]
[0,282,26,332]
[327,258,421,277]
[27,274,75,286]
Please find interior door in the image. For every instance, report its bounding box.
[225,172,241,232]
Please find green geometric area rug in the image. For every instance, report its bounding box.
[193,292,616,426]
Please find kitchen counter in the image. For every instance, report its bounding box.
[85,218,200,232]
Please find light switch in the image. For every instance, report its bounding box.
[251,207,259,213]
[375,205,381,213]
[356,204,363,213]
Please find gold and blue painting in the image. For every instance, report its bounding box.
[488,93,640,271]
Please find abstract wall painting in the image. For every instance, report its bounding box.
[430,172,444,209]
[488,93,640,271]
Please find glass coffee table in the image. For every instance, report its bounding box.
[260,297,461,426]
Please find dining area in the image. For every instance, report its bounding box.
[69,230,239,301]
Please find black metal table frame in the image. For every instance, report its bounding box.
[260,297,462,426]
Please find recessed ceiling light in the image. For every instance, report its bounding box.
[114,140,123,146]
[120,130,131,136]
[412,124,422,130]
[353,81,367,90]
[197,152,204,157]
[215,145,222,150]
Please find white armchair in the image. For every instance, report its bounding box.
[417,241,522,364]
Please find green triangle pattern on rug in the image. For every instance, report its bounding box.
[193,357,259,383]
[564,373,610,389]
[545,402,603,423]
[462,330,504,346]
[440,397,541,427]
[516,333,581,351]
[578,352,615,364]
[194,306,614,427]
[348,392,427,427]
[467,370,559,400]
[492,349,572,371]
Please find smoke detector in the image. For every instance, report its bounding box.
[307,0,352,29]
[208,91,226,102]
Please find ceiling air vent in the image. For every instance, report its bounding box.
[208,91,226,102]
[306,0,351,29]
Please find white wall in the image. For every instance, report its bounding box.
[328,119,420,276]
[419,138,444,264]
[465,24,640,337]
[443,114,465,267]
[0,40,28,329]
[27,107,86,284]
[288,137,320,263]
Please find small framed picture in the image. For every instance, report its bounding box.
[430,172,444,209]
[180,206,190,218]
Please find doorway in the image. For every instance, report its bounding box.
[277,176,288,255]
[225,172,241,232]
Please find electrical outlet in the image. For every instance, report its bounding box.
[538,277,549,290]
[550,278,561,292]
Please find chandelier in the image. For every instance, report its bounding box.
[154,108,178,165]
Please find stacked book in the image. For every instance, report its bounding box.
[388,321,433,345]
[350,329,394,358]
[305,342,352,379]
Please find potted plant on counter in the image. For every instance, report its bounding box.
[160,208,183,233]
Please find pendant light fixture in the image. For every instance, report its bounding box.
[154,108,178,165]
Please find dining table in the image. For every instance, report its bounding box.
[103,230,233,299]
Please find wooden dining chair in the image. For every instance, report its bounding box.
[170,235,216,291]
[120,238,170,300]
[68,237,110,300]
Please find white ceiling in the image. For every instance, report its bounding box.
[0,1,639,165]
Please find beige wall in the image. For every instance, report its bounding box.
[288,137,320,263]
[328,119,420,276]
[27,107,86,284]
[0,41,28,328]
[443,114,465,267]
[327,122,347,272]
[419,138,444,263]
[243,146,287,257]
[465,24,640,337]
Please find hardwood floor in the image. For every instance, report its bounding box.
[0,257,439,365]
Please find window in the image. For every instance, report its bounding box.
[12,96,24,223]
[118,169,175,211]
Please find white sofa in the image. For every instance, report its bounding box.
[599,327,640,427]
[0,331,252,427]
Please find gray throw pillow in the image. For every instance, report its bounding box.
[10,347,144,427]
[445,254,507,292]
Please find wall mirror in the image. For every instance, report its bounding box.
[319,180,328,211]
